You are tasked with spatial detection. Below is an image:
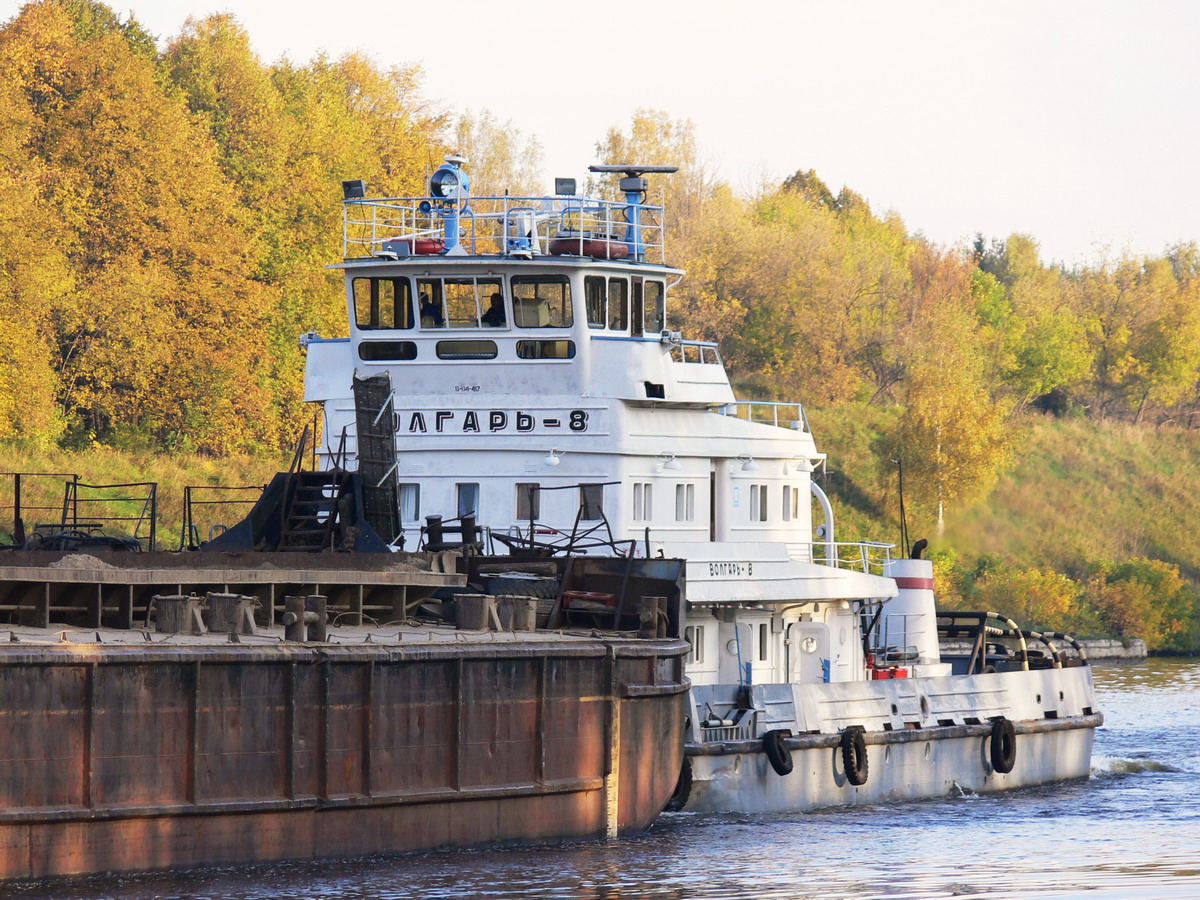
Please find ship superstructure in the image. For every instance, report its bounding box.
[304,158,1101,814]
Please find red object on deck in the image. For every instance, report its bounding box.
[871,667,909,680]
[548,236,629,259]
[561,590,617,608]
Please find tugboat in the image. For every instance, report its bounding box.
[303,156,1102,816]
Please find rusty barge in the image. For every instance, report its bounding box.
[0,548,688,880]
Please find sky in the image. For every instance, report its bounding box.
[5,0,1198,266]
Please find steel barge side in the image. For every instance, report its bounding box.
[0,553,688,880]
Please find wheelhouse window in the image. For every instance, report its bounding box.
[585,276,606,328]
[516,340,575,359]
[749,484,768,522]
[675,483,695,522]
[607,278,628,330]
[416,277,501,329]
[436,340,497,360]
[398,484,420,522]
[644,280,665,334]
[456,483,480,518]
[633,482,652,521]
[516,483,540,520]
[684,625,705,664]
[579,484,604,521]
[353,277,413,329]
[358,340,417,361]
[512,275,572,327]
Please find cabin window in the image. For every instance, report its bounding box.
[685,625,705,664]
[516,340,575,359]
[436,340,497,360]
[633,482,653,521]
[353,277,414,330]
[630,279,644,337]
[759,623,769,661]
[516,483,540,520]
[644,280,665,334]
[512,275,572,327]
[749,484,768,522]
[675,483,695,522]
[398,483,420,522]
[782,485,792,522]
[579,483,604,521]
[456,483,480,518]
[607,278,628,330]
[416,277,501,329]
[358,340,417,361]
[585,276,606,328]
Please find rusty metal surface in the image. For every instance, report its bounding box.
[0,637,688,880]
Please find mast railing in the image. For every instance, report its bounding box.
[343,195,666,263]
[717,400,810,432]
[810,540,895,576]
[668,340,722,365]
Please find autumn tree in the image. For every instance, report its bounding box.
[0,0,275,452]
[878,243,1013,532]
[453,109,543,197]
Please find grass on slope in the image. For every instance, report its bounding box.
[0,447,285,550]
[944,417,1200,579]
[810,404,1200,582]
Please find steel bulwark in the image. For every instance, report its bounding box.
[0,639,689,880]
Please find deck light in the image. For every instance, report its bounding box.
[656,453,682,471]
[430,155,469,202]
[737,455,759,473]
[554,178,577,196]
[544,449,562,467]
[342,179,366,200]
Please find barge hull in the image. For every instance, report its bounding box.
[0,640,688,880]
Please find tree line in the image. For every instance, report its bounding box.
[1,2,1197,647]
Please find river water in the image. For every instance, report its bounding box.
[13,659,1199,900]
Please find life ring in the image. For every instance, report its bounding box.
[990,717,1016,773]
[841,726,869,786]
[664,757,692,811]
[762,729,793,776]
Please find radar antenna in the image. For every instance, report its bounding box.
[587,164,678,261]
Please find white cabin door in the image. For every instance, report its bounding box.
[790,622,831,684]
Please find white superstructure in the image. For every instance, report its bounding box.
[303,159,1100,814]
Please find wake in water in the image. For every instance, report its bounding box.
[1092,754,1180,774]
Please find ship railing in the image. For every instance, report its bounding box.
[811,540,896,576]
[343,195,665,263]
[668,339,722,365]
[717,400,810,432]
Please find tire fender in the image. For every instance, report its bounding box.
[762,729,794,776]
[841,725,869,786]
[990,717,1017,773]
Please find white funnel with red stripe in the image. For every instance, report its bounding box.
[880,557,941,665]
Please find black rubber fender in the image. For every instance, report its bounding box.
[990,716,1017,773]
[762,728,793,776]
[841,725,869,786]
[664,756,692,811]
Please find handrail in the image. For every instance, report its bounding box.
[717,400,810,432]
[344,195,667,264]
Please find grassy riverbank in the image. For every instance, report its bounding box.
[812,408,1200,653]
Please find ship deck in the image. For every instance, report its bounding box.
[0,550,463,631]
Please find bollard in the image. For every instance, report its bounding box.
[154,594,207,635]
[283,594,327,642]
[510,597,538,631]
[205,593,260,635]
[455,593,489,630]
